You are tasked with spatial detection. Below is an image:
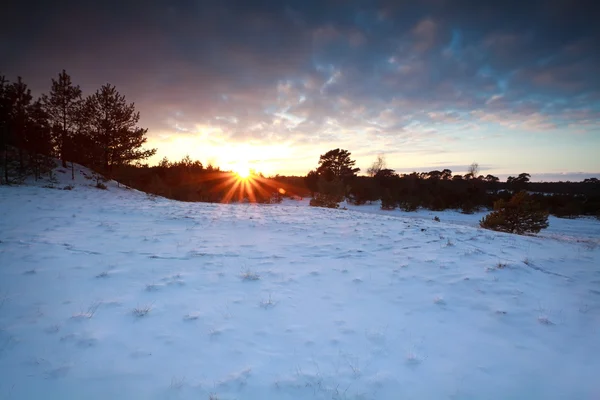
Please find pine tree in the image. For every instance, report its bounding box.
[26,100,54,180]
[42,70,83,172]
[83,84,156,178]
[316,148,360,181]
[0,76,10,184]
[6,77,33,172]
[480,191,549,235]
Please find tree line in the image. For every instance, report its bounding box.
[0,71,155,184]
[305,149,600,219]
[110,156,293,204]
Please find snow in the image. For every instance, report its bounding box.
[1,164,600,399]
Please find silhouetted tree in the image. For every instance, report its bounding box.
[26,99,54,179]
[484,174,499,183]
[0,76,10,184]
[507,173,530,191]
[367,154,386,177]
[468,162,479,177]
[380,189,396,210]
[6,77,33,172]
[82,84,156,178]
[348,176,378,205]
[441,169,452,180]
[316,148,359,181]
[304,169,319,195]
[42,70,82,171]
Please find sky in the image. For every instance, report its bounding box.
[1,0,599,181]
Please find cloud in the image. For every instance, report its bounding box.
[1,0,598,174]
[412,18,439,51]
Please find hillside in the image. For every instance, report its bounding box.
[1,166,599,399]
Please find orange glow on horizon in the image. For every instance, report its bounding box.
[232,163,251,179]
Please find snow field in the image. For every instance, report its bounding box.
[0,167,599,399]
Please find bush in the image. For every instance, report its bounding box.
[317,178,345,202]
[480,191,549,235]
[379,189,396,210]
[380,197,396,210]
[310,193,340,208]
[399,197,419,212]
[553,202,582,219]
[461,201,476,214]
[430,196,448,211]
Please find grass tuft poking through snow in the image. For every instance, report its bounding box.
[259,293,277,309]
[241,269,260,281]
[72,302,100,320]
[132,304,152,317]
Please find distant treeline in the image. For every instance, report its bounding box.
[111,156,306,203]
[342,173,600,218]
[304,150,600,218]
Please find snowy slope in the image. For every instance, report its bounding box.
[1,171,599,399]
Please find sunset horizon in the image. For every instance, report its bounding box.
[2,1,598,182]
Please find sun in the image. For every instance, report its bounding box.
[233,163,251,179]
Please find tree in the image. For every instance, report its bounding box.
[507,173,530,191]
[26,99,54,179]
[441,169,452,180]
[468,162,479,177]
[83,84,156,178]
[374,168,398,180]
[304,169,319,195]
[426,170,442,180]
[316,148,359,181]
[42,70,82,170]
[367,154,386,177]
[6,77,33,171]
[484,174,499,183]
[0,76,10,184]
[484,174,500,193]
[480,191,549,235]
[309,177,345,209]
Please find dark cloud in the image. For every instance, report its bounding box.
[1,0,598,171]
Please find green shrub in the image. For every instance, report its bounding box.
[309,193,340,208]
[480,191,549,235]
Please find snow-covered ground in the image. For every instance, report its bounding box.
[1,165,599,399]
